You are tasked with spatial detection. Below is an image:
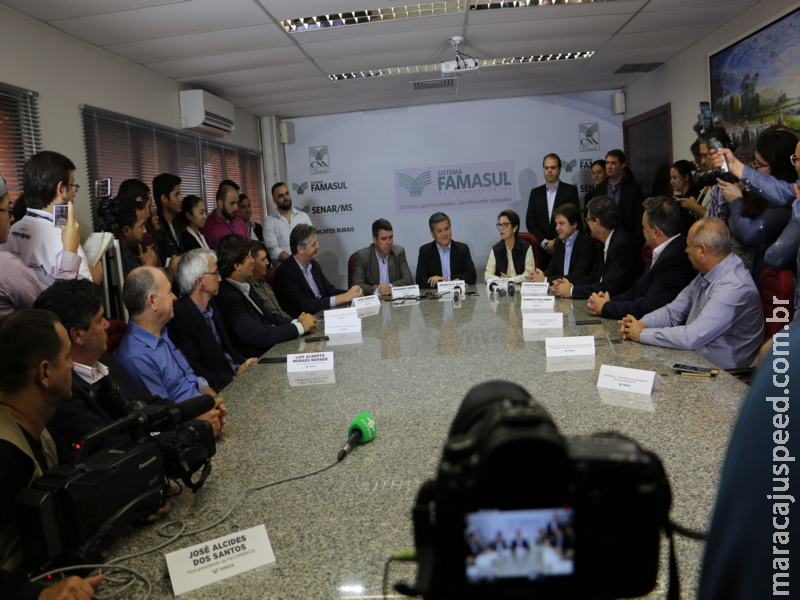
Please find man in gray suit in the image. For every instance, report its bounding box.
[352,218,413,296]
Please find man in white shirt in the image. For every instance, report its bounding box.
[0,151,101,286]
[263,182,312,267]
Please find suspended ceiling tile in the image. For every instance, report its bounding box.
[467,14,624,45]
[286,12,467,42]
[146,46,309,79]
[300,26,459,61]
[602,25,718,50]
[0,0,187,21]
[178,61,322,88]
[105,23,291,64]
[221,78,339,101]
[259,0,416,22]
[643,0,757,10]
[591,43,688,64]
[47,0,271,46]
[467,35,612,60]
[622,3,751,33]
[466,0,646,25]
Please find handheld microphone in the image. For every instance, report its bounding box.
[338,412,377,461]
[453,290,460,301]
[488,282,498,295]
[507,282,516,297]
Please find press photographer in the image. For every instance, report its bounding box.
[0,310,104,599]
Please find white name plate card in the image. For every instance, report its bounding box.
[392,285,420,299]
[288,370,337,387]
[355,304,381,318]
[352,295,381,309]
[522,312,563,329]
[437,280,466,295]
[287,352,334,373]
[597,365,659,395]
[326,332,363,346]
[324,308,361,334]
[545,336,595,357]
[521,296,556,311]
[520,282,549,295]
[166,524,275,596]
[597,387,655,412]
[546,355,596,373]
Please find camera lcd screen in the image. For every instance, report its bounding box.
[464,507,575,584]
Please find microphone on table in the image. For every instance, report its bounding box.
[489,281,506,297]
[338,412,377,461]
[507,282,516,297]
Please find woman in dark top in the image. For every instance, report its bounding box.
[484,209,535,283]
[179,195,210,251]
[670,159,701,235]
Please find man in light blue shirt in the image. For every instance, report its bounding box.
[115,267,228,432]
[619,218,764,369]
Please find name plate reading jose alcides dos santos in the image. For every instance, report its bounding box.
[597,365,659,395]
[287,352,334,373]
[166,524,276,595]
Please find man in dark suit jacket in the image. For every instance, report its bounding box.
[588,196,697,320]
[551,196,642,299]
[274,224,364,317]
[532,203,597,283]
[352,218,414,295]
[526,153,580,268]
[415,212,477,288]
[598,150,645,244]
[214,235,318,355]
[168,249,259,389]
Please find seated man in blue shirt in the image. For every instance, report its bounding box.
[619,218,764,369]
[415,212,477,288]
[115,267,228,431]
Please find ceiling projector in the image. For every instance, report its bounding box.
[441,58,479,77]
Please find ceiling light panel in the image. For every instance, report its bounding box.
[329,51,593,80]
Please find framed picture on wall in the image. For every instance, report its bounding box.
[709,7,800,161]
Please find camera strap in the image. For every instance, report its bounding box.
[664,521,680,600]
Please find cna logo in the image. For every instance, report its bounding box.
[563,159,577,173]
[292,182,308,195]
[579,123,599,152]
[398,171,432,197]
[309,146,329,174]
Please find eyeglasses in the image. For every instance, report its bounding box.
[496,222,512,229]
[0,207,13,215]
[203,270,220,277]
[791,155,799,165]
[752,159,769,171]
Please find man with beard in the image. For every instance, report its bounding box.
[201,182,248,249]
[263,182,312,267]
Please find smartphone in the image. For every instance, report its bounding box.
[94,177,112,199]
[699,101,713,132]
[673,363,718,377]
[258,356,287,364]
[53,204,69,228]
[575,319,601,325]
[305,336,329,343]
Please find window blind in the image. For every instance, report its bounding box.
[0,83,42,201]
[82,105,264,231]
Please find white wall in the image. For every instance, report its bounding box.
[0,5,261,230]
[624,0,798,160]
[283,92,623,288]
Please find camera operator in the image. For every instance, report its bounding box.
[0,309,104,598]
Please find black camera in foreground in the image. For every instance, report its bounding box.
[412,381,671,600]
[15,396,217,574]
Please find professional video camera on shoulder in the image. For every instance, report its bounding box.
[692,101,738,188]
[411,381,672,600]
[15,394,216,574]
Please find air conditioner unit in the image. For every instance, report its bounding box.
[179,90,235,137]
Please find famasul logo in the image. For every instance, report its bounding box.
[292,182,308,195]
[309,146,329,174]
[579,123,599,152]
[398,172,432,197]
[563,159,577,173]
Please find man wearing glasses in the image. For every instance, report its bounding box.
[525,153,580,269]
[550,196,641,299]
[0,151,102,286]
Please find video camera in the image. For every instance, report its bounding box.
[15,394,216,574]
[411,381,671,600]
[692,101,738,188]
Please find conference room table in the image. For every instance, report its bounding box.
[111,288,750,599]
